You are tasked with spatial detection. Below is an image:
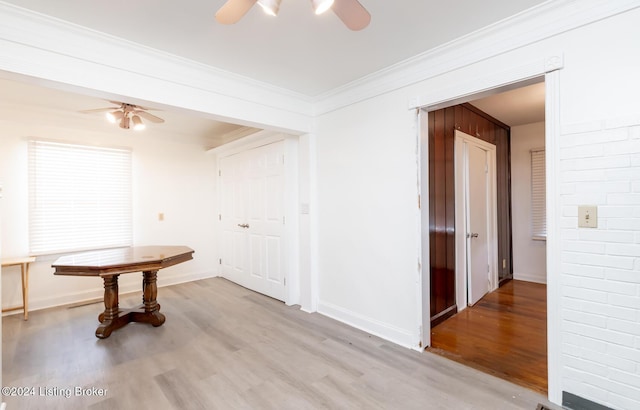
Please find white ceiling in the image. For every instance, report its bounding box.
[0,0,547,143]
[470,82,546,127]
[3,0,547,96]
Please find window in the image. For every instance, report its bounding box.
[530,148,546,240]
[29,140,133,255]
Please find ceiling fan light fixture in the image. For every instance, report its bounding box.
[257,0,281,16]
[106,110,123,123]
[119,116,130,129]
[311,0,334,15]
[131,115,145,131]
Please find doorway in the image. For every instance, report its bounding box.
[421,80,549,394]
[219,140,287,302]
[214,131,302,306]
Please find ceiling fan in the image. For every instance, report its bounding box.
[215,0,371,31]
[81,101,165,131]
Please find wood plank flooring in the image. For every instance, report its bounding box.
[429,280,548,395]
[2,277,559,409]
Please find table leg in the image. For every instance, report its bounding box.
[21,263,29,321]
[96,275,123,339]
[141,270,165,326]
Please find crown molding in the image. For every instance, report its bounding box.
[0,2,314,119]
[313,0,640,115]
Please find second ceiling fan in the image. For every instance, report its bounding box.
[216,0,371,31]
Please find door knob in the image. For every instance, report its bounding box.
[467,232,479,238]
[237,223,250,228]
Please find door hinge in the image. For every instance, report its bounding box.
[283,216,285,225]
[284,277,286,286]
[219,258,222,265]
[418,194,421,209]
[218,169,221,176]
[219,214,222,221]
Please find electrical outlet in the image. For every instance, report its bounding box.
[578,205,597,228]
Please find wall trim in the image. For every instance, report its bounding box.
[318,301,417,350]
[513,272,547,284]
[562,391,615,410]
[545,68,562,404]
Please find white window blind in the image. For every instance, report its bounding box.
[531,148,546,240]
[29,140,133,255]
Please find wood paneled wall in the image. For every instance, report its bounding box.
[428,103,512,325]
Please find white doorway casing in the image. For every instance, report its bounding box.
[454,130,498,310]
[414,54,563,403]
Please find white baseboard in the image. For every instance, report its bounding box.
[3,270,217,316]
[317,300,416,349]
[513,272,547,284]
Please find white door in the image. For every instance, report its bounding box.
[467,144,491,305]
[219,141,286,301]
[454,130,498,309]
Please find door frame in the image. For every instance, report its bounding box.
[413,54,563,403]
[210,130,301,306]
[454,130,498,310]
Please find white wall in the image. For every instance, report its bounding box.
[316,91,420,347]
[0,121,219,311]
[511,121,547,283]
[316,6,640,410]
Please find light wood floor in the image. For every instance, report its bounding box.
[3,277,559,409]
[429,280,548,395]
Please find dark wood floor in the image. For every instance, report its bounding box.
[429,280,548,395]
[2,277,560,409]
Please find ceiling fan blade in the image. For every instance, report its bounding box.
[134,110,165,123]
[332,0,371,31]
[215,0,257,24]
[79,107,118,114]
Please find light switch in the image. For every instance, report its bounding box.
[158,212,164,221]
[578,205,597,228]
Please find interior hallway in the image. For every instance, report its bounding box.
[429,280,548,395]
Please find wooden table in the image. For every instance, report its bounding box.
[52,246,194,338]
[1,256,36,320]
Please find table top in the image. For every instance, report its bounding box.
[52,246,194,277]
[2,256,37,267]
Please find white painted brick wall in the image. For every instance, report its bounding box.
[560,119,640,410]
